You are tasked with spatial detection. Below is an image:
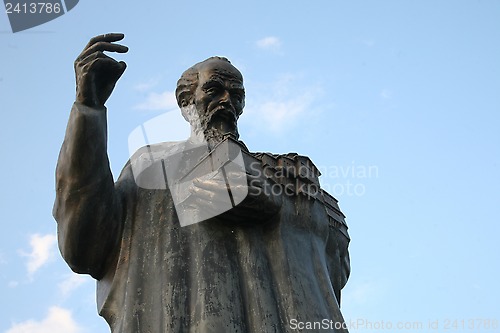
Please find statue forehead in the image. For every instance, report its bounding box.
[197,59,243,83]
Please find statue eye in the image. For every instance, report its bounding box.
[204,86,220,96]
[232,93,243,104]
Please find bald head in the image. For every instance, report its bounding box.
[176,57,244,113]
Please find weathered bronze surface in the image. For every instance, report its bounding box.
[54,33,351,332]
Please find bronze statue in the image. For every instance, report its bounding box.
[54,33,351,332]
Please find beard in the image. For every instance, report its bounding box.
[181,104,239,149]
[203,128,228,149]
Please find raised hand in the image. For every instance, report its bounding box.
[74,33,128,108]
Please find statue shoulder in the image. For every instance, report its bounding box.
[129,141,188,161]
[118,141,188,180]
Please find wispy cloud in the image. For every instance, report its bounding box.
[21,234,57,278]
[256,36,282,51]
[133,77,162,92]
[134,90,178,111]
[362,39,376,47]
[0,251,6,264]
[58,274,88,298]
[247,94,314,132]
[380,89,393,100]
[5,306,82,333]
[243,75,322,134]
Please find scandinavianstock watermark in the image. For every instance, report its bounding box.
[3,0,79,32]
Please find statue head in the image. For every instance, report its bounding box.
[176,57,245,145]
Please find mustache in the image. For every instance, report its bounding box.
[208,105,237,124]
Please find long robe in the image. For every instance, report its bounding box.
[53,103,351,332]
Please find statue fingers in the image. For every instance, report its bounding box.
[79,50,112,64]
[78,41,128,61]
[191,178,226,192]
[76,33,127,63]
[189,184,227,201]
[84,33,125,51]
[76,50,114,71]
[78,52,126,76]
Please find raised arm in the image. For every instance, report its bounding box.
[53,34,128,279]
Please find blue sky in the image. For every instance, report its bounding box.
[1,1,499,332]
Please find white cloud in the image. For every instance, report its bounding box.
[247,94,314,132]
[8,281,19,288]
[243,75,321,133]
[5,306,82,333]
[58,274,88,298]
[21,234,57,277]
[362,39,376,47]
[133,77,161,92]
[380,89,392,99]
[135,90,178,111]
[256,36,282,51]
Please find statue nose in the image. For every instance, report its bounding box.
[220,90,230,102]
[219,91,234,108]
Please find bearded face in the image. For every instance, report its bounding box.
[179,58,245,148]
